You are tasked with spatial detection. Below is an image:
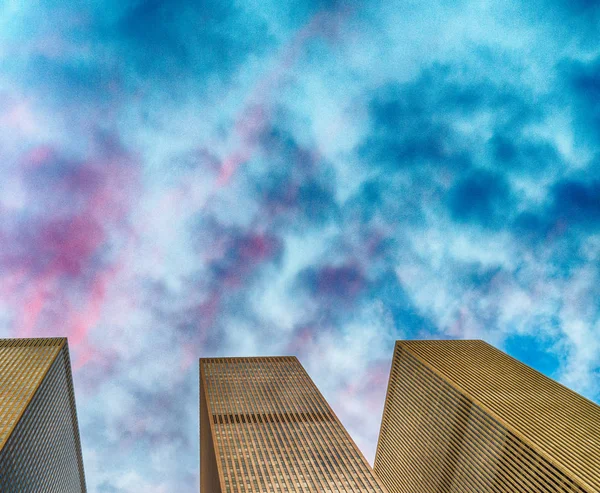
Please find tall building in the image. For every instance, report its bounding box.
[374,340,600,493]
[0,337,87,492]
[200,356,388,493]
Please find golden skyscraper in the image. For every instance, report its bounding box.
[200,356,389,493]
[374,340,600,493]
[0,337,87,492]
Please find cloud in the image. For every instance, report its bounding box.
[358,76,474,172]
[448,169,514,229]
[562,57,600,140]
[1,0,600,490]
[0,133,139,349]
[552,179,600,227]
[297,262,365,301]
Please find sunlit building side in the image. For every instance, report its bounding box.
[374,340,600,493]
[200,356,388,493]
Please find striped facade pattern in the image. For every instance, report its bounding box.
[374,340,600,493]
[200,356,388,493]
[0,338,87,492]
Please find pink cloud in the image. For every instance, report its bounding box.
[216,8,352,187]
[4,137,140,366]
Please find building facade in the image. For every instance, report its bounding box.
[374,339,600,493]
[200,356,388,493]
[0,337,87,492]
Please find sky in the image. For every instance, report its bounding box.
[0,0,599,491]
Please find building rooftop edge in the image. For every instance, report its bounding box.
[396,339,485,343]
[0,337,67,348]
[199,355,299,362]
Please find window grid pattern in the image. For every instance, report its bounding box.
[200,356,388,493]
[374,340,599,493]
[0,338,87,492]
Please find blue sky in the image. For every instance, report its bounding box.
[0,0,599,491]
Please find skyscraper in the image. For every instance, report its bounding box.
[0,337,87,492]
[374,340,600,493]
[200,356,388,493]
